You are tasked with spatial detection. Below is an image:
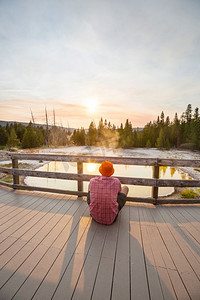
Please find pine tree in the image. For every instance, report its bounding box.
[87,122,97,146]
[37,128,45,146]
[97,117,104,142]
[0,125,8,146]
[160,111,165,124]
[185,104,192,123]
[194,107,199,121]
[22,124,39,148]
[72,128,85,146]
[71,129,77,145]
[156,128,166,148]
[14,123,26,142]
[7,128,19,147]
[171,113,180,147]
[146,139,151,148]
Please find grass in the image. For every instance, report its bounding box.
[0,163,12,168]
[1,175,13,183]
[0,146,7,150]
[180,189,199,199]
[0,163,31,168]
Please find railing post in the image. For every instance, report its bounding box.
[77,161,83,197]
[152,159,159,205]
[12,158,19,187]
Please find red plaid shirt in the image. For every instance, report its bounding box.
[89,176,121,225]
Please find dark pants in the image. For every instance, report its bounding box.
[87,191,127,211]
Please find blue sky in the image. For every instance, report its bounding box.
[0,0,200,128]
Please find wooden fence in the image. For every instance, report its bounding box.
[0,153,200,204]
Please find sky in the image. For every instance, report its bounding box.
[0,0,200,129]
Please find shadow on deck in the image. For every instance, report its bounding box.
[0,186,200,300]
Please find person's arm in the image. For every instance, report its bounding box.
[116,178,121,193]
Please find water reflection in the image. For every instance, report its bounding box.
[25,162,191,198]
[170,167,176,178]
[160,166,167,177]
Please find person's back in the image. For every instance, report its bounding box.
[89,175,121,224]
[87,161,129,225]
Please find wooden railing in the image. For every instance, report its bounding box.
[0,153,200,204]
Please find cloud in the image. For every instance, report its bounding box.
[0,0,200,128]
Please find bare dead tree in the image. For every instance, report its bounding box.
[53,108,56,128]
[30,108,35,127]
[45,106,49,147]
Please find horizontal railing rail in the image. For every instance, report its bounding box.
[4,153,200,167]
[0,153,199,204]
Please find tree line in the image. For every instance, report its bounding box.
[0,104,199,150]
[0,121,69,149]
[71,104,200,150]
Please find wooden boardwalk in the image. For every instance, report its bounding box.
[0,186,199,300]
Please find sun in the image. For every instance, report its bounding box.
[87,163,97,172]
[85,98,98,113]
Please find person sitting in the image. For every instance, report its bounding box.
[87,161,129,225]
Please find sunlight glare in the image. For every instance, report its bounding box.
[85,98,98,113]
[87,163,96,172]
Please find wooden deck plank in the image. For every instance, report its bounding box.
[91,218,120,300]
[0,188,36,201]
[0,191,43,215]
[0,188,11,196]
[0,193,47,230]
[0,195,68,256]
[0,192,35,216]
[111,206,130,300]
[32,206,95,299]
[139,206,165,300]
[0,200,87,299]
[10,195,68,240]
[0,199,80,268]
[0,197,76,273]
[0,191,29,210]
[56,222,108,300]
[0,197,80,267]
[171,206,200,236]
[24,199,76,246]
[183,206,200,221]
[0,193,45,224]
[0,188,200,300]
[0,200,62,258]
[157,206,200,300]
[168,207,200,260]
[161,207,200,278]
[0,193,58,244]
[168,207,200,243]
[10,204,91,299]
[143,207,176,299]
[129,205,150,300]
[148,231,180,300]
[149,206,191,300]
[11,197,70,243]
[14,247,61,300]
[0,243,50,299]
[175,205,200,227]
[0,188,16,199]
[167,269,190,300]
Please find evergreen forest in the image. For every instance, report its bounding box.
[0,104,200,150]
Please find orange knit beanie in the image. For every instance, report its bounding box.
[99,161,114,177]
